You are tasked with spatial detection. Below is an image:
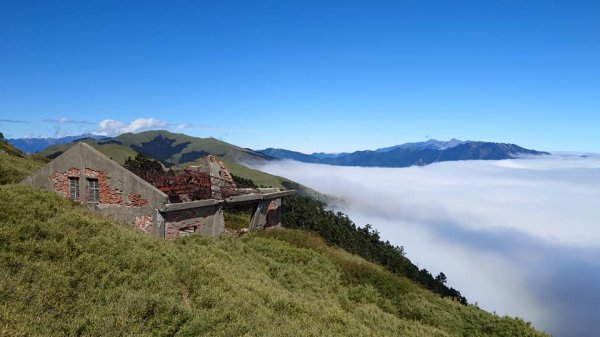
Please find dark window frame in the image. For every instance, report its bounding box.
[87,178,99,203]
[68,177,79,200]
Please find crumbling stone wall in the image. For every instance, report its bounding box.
[85,168,123,204]
[127,193,149,207]
[265,199,281,228]
[163,208,210,240]
[134,215,154,235]
[23,142,171,238]
[165,219,207,240]
[162,205,222,240]
[26,143,295,240]
[188,155,237,198]
[50,167,81,199]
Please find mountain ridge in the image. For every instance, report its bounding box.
[259,139,549,167]
[7,133,107,153]
[38,130,270,165]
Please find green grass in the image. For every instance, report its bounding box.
[40,139,139,165]
[115,130,270,164]
[0,139,25,157]
[0,184,549,337]
[223,208,252,231]
[0,148,46,184]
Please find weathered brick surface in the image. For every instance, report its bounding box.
[134,215,154,234]
[163,207,213,240]
[127,193,149,207]
[265,199,280,228]
[84,168,123,204]
[50,168,81,199]
[165,220,206,240]
[163,208,212,222]
[212,156,236,189]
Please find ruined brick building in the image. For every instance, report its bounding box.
[22,142,294,239]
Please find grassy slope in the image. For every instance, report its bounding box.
[0,139,25,157]
[39,139,138,165]
[0,140,46,184]
[113,130,270,164]
[0,184,548,337]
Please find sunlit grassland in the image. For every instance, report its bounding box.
[0,184,548,337]
[0,152,45,184]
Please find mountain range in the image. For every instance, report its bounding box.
[7,132,549,170]
[37,130,271,165]
[258,139,549,167]
[7,133,107,153]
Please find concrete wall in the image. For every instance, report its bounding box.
[22,142,169,237]
[224,190,293,231]
[248,198,283,230]
[160,200,224,239]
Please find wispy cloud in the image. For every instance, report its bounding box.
[0,119,31,124]
[174,123,227,132]
[251,154,600,337]
[41,117,97,137]
[43,118,95,125]
[94,118,262,136]
[95,118,169,136]
[21,116,261,138]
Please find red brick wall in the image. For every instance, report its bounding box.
[265,200,279,228]
[127,193,149,207]
[163,207,213,240]
[134,215,154,234]
[84,168,123,204]
[49,168,128,204]
[165,220,207,240]
[50,168,81,199]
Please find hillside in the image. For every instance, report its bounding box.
[0,139,46,184]
[40,138,139,164]
[0,184,548,337]
[37,131,322,200]
[259,148,323,163]
[39,130,270,166]
[259,140,550,168]
[0,138,27,157]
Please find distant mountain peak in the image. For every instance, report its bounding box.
[8,133,107,153]
[375,138,466,153]
[257,139,549,168]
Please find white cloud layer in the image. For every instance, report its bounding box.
[34,116,260,138]
[250,154,600,337]
[91,118,259,137]
[95,118,168,136]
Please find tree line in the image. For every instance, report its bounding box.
[282,195,467,304]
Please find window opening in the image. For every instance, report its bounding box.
[87,178,99,202]
[69,177,79,200]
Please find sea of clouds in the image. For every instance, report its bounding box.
[250,154,600,337]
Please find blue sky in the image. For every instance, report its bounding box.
[1,0,599,153]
